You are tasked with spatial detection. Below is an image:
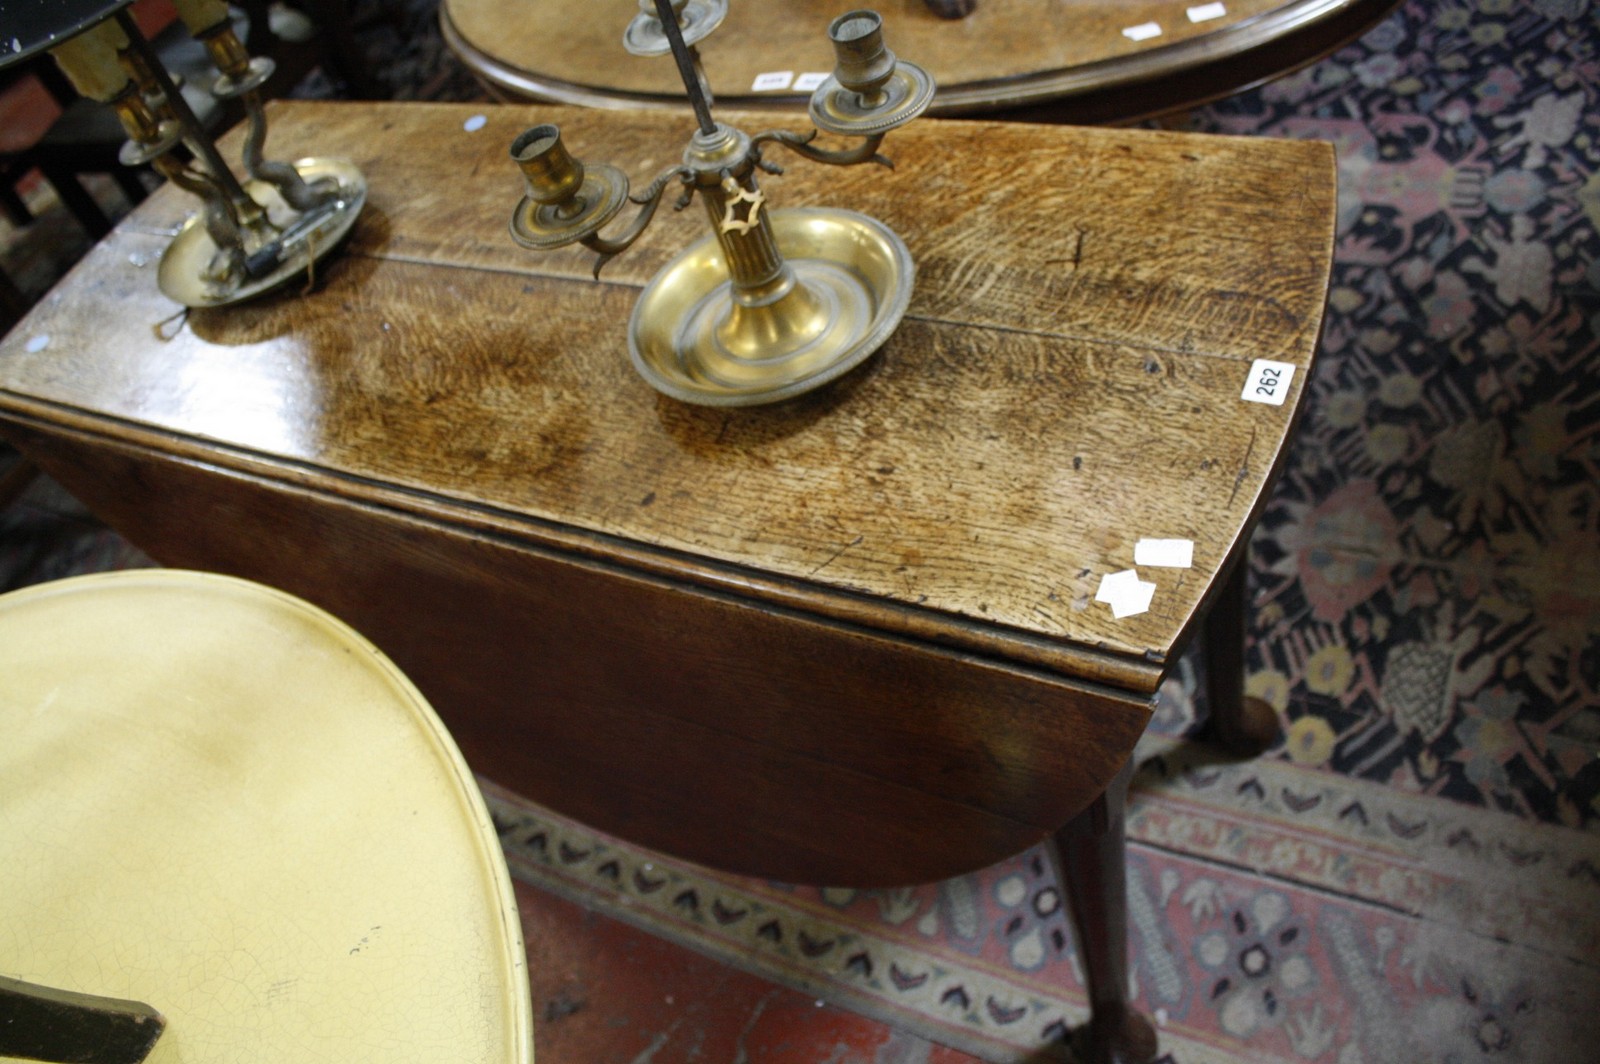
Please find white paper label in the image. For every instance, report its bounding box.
[751,71,794,91]
[1122,22,1162,41]
[1095,569,1158,619]
[1135,538,1194,568]
[1188,3,1227,22]
[794,71,829,91]
[1241,359,1296,406]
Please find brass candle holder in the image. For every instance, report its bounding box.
[19,0,367,309]
[508,3,933,406]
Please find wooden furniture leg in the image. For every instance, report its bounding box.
[36,165,112,240]
[0,179,33,226]
[1046,758,1158,1064]
[1202,557,1282,755]
[0,267,28,335]
[0,451,39,508]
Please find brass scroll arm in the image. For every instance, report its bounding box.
[582,165,696,277]
[750,129,891,172]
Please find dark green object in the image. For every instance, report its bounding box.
[0,973,165,1064]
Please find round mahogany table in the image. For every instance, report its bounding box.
[442,0,1398,123]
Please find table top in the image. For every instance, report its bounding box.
[442,0,1398,120]
[0,100,1334,694]
[0,570,532,1064]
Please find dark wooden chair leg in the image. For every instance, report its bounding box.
[37,166,112,240]
[1046,758,1158,1064]
[1,265,29,332]
[110,166,150,209]
[1201,557,1281,755]
[0,178,34,227]
[1,451,40,507]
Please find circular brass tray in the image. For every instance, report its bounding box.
[157,157,367,308]
[628,207,913,407]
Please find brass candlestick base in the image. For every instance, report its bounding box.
[509,6,932,407]
[62,7,366,309]
[630,208,911,406]
[158,158,366,308]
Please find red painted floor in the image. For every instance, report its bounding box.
[514,879,985,1064]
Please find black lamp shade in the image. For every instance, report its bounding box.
[0,0,133,70]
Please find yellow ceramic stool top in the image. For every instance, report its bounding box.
[0,570,533,1064]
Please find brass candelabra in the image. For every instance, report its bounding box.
[30,0,366,308]
[508,2,934,406]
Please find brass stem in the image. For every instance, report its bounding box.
[699,174,785,294]
[114,9,255,212]
[653,0,716,135]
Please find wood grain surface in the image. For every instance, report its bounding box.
[1,101,1334,673]
[441,0,1397,118]
[0,101,1334,882]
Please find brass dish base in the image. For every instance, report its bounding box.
[157,157,367,308]
[628,208,913,406]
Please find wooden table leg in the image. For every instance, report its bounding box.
[0,451,40,509]
[1,263,29,334]
[1046,757,1158,1064]
[1201,557,1282,756]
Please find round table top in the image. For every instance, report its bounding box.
[442,0,1397,121]
[0,570,533,1064]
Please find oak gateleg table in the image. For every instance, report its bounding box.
[0,100,1334,1063]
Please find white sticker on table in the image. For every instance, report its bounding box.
[1240,359,1296,406]
[1188,3,1227,22]
[1095,569,1158,619]
[751,71,794,91]
[1122,22,1162,41]
[1134,538,1194,568]
[794,71,829,91]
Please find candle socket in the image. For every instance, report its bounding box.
[110,88,165,148]
[173,0,231,37]
[507,7,933,406]
[513,126,585,210]
[623,0,726,55]
[828,11,895,105]
[200,26,252,81]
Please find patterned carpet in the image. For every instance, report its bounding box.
[2,2,1597,1062]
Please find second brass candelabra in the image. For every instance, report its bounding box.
[508,2,934,406]
[39,0,367,308]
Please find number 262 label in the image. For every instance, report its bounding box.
[1240,359,1296,406]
